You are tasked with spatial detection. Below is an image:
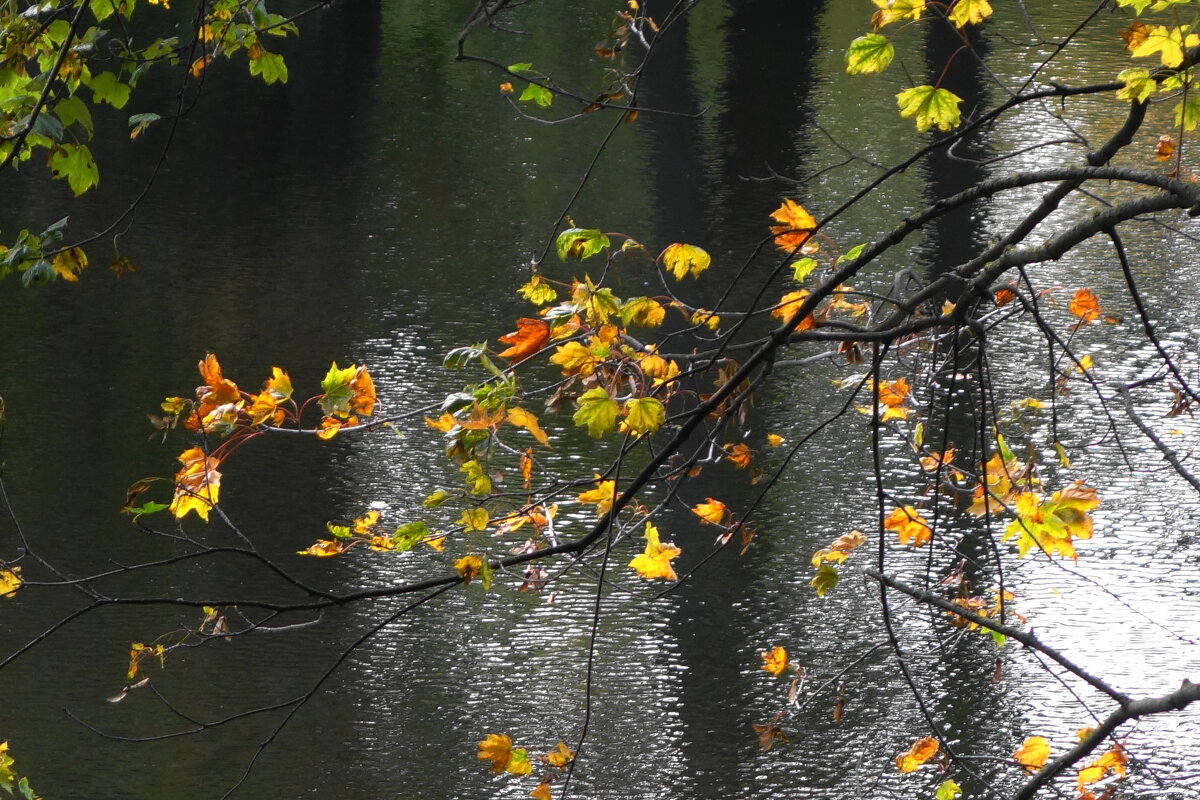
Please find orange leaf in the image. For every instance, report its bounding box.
[168,446,222,521]
[1069,288,1101,322]
[723,443,753,469]
[769,198,818,253]
[884,506,931,547]
[1014,736,1050,772]
[692,497,727,525]
[477,733,514,773]
[771,290,815,330]
[895,737,939,773]
[760,646,789,675]
[498,318,551,364]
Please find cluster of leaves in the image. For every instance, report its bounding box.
[125,353,376,523]
[476,733,574,799]
[0,742,40,800]
[0,0,297,284]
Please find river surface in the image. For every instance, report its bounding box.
[1,2,1198,798]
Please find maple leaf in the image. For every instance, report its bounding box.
[190,353,241,430]
[530,782,553,800]
[52,247,88,281]
[1004,481,1099,559]
[1156,134,1177,161]
[349,366,376,416]
[1131,25,1199,68]
[550,340,604,376]
[573,387,619,438]
[319,362,357,417]
[1121,20,1151,53]
[692,497,727,525]
[507,407,551,447]
[296,539,345,556]
[0,566,22,598]
[771,290,816,330]
[637,351,680,386]
[498,318,551,364]
[724,443,753,469]
[769,199,818,253]
[517,273,558,305]
[760,646,789,675]
[1014,736,1050,772]
[896,85,963,132]
[766,433,785,447]
[628,521,681,581]
[871,0,925,30]
[660,242,712,280]
[846,33,894,75]
[168,446,222,521]
[885,506,932,547]
[1117,68,1156,103]
[1077,744,1127,791]
[895,736,939,773]
[556,228,610,260]
[577,477,618,516]
[752,721,790,751]
[948,0,992,27]
[1069,288,1101,323]
[620,296,666,327]
[543,741,575,768]
[621,397,666,436]
[810,564,839,596]
[477,733,516,773]
[455,554,483,584]
[936,779,962,800]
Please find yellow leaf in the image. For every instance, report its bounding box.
[661,242,712,280]
[871,0,925,29]
[690,307,721,331]
[549,340,604,376]
[896,736,939,773]
[884,506,931,547]
[530,781,553,800]
[772,290,816,330]
[577,477,618,517]
[628,521,681,581]
[948,0,992,27]
[506,748,532,775]
[52,247,88,281]
[316,415,344,440]
[168,446,222,521]
[574,387,619,438]
[0,566,22,598]
[508,407,551,447]
[760,646,789,675]
[692,497,727,525]
[1131,25,1199,68]
[766,433,785,447]
[296,539,344,557]
[455,554,483,584]
[1014,736,1050,772]
[896,85,963,132]
[769,199,818,253]
[456,508,489,531]
[477,733,515,773]
[810,564,839,596]
[544,741,575,768]
[621,397,666,436]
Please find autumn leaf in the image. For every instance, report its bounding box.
[517,273,558,305]
[620,296,666,327]
[1004,481,1099,560]
[1069,288,1101,323]
[871,0,925,29]
[896,85,963,132]
[846,33,894,75]
[621,397,666,436]
[660,242,712,280]
[1121,20,1151,53]
[692,497,727,525]
[936,779,962,800]
[885,506,932,547]
[530,782,552,800]
[577,477,618,517]
[1130,25,1199,68]
[724,443,753,469]
[895,736,939,773]
[1155,133,1177,161]
[771,290,816,330]
[556,228,610,260]
[349,366,376,416]
[319,362,374,419]
[52,247,88,281]
[1117,67,1156,103]
[497,318,551,364]
[455,554,483,584]
[573,387,619,438]
[760,646,789,675]
[477,733,516,773]
[948,0,992,27]
[766,433,785,447]
[0,566,22,598]
[508,407,551,447]
[810,564,839,596]
[769,199,818,253]
[752,721,790,751]
[168,446,222,521]
[1014,736,1050,772]
[1078,744,1127,791]
[628,521,681,581]
[543,741,575,768]
[296,539,345,557]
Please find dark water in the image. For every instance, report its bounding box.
[1,2,1198,798]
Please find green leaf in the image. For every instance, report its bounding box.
[479,557,493,591]
[443,343,486,369]
[995,433,1015,463]
[519,82,552,107]
[837,243,867,264]
[92,0,115,21]
[423,490,451,508]
[1116,67,1156,103]
[88,71,131,108]
[845,33,894,76]
[622,397,665,436]
[507,62,534,72]
[936,779,963,800]
[460,460,492,496]
[896,85,962,132]
[810,564,839,597]
[456,506,489,530]
[791,257,819,282]
[391,521,431,551]
[56,96,94,135]
[129,501,169,516]
[1175,94,1200,131]
[989,629,1007,647]
[556,228,610,261]
[249,51,288,85]
[48,144,99,196]
[573,387,618,438]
